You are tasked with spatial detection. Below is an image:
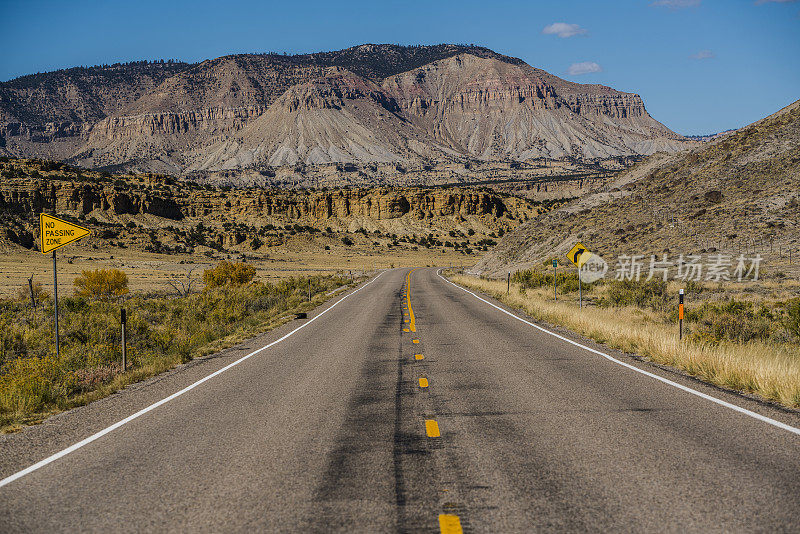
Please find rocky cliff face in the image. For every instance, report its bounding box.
[0,158,540,252]
[1,44,689,178]
[0,175,532,224]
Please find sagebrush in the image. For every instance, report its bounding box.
[0,273,351,430]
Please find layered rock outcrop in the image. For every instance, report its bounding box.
[0,175,536,229]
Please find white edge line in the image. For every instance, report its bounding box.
[437,269,800,437]
[0,272,385,489]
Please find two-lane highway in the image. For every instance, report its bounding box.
[1,268,799,532]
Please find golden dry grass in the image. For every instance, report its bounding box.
[0,246,475,297]
[449,274,800,408]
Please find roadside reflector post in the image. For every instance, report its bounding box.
[553,259,557,301]
[507,271,510,294]
[679,289,684,340]
[121,308,127,371]
[52,250,60,359]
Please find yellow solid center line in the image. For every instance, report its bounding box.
[439,514,463,534]
[419,377,429,388]
[406,268,418,332]
[425,419,441,437]
[413,339,419,343]
[403,328,410,332]
[415,354,424,360]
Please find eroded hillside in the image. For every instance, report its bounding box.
[476,100,800,276]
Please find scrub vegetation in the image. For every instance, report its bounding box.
[0,262,354,432]
[449,267,800,408]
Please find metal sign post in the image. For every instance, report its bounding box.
[40,213,92,359]
[53,251,60,358]
[566,242,592,310]
[553,259,557,301]
[507,272,510,294]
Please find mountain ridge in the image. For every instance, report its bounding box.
[1,44,690,180]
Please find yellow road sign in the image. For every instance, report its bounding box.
[566,242,592,268]
[40,213,91,254]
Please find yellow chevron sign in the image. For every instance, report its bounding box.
[566,242,592,268]
[40,213,91,254]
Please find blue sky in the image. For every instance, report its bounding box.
[0,0,798,134]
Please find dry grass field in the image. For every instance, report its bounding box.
[448,272,800,409]
[0,244,473,299]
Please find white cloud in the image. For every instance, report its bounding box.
[690,49,715,60]
[566,62,602,76]
[755,0,797,4]
[651,0,701,8]
[542,22,587,38]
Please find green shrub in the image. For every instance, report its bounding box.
[785,299,800,340]
[0,273,349,428]
[690,300,774,344]
[512,268,581,293]
[601,279,669,311]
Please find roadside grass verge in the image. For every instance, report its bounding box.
[447,273,800,409]
[0,274,357,432]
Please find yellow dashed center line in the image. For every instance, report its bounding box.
[405,271,460,531]
[425,419,440,438]
[439,514,463,533]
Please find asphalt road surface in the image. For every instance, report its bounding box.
[1,268,799,532]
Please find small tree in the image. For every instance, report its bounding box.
[166,266,200,297]
[74,268,129,300]
[203,261,256,289]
